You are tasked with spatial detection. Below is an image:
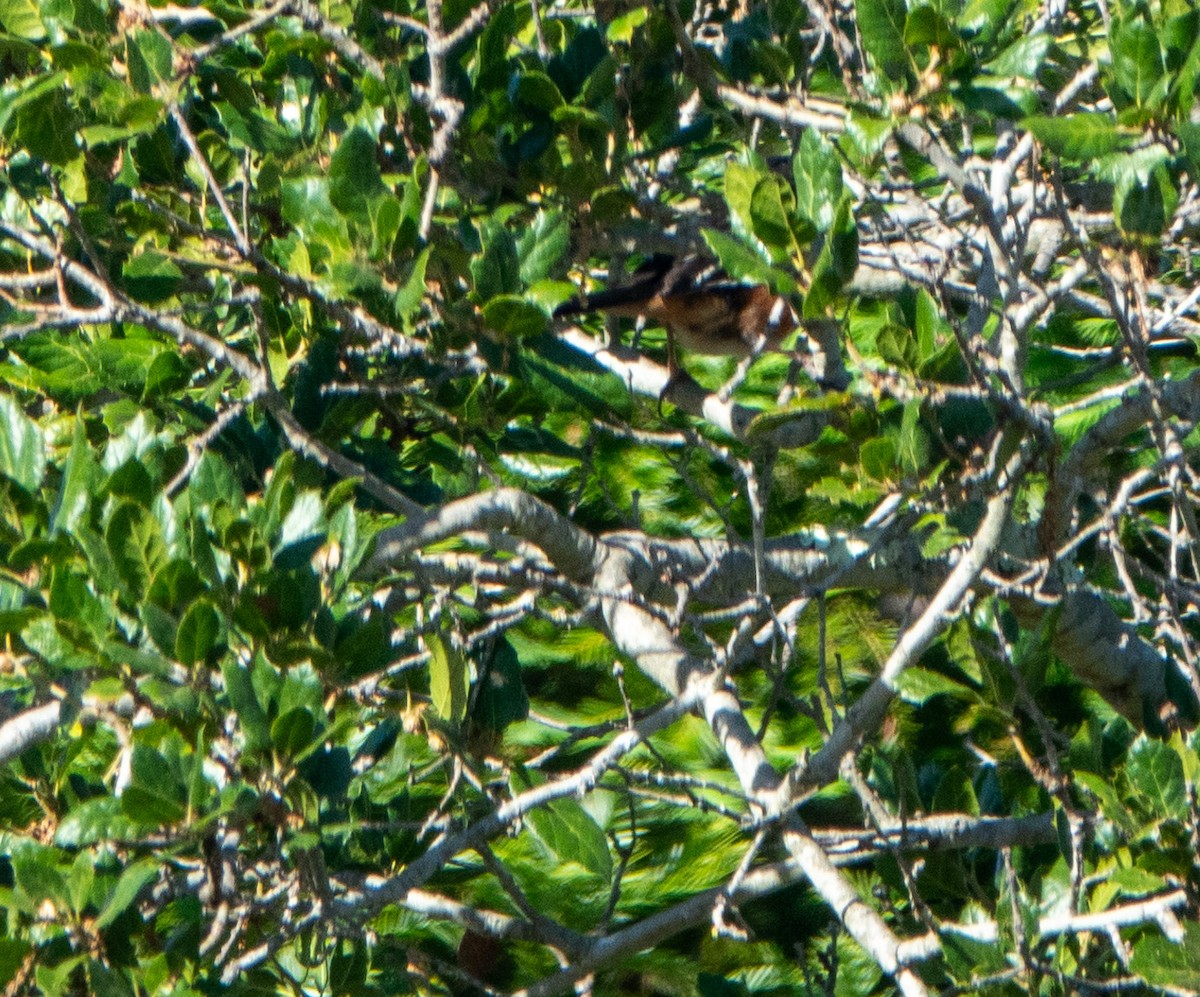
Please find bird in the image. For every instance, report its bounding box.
[554,254,797,364]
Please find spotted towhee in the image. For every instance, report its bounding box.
[554,254,797,362]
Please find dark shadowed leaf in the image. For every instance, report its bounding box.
[123,252,182,303]
[272,706,317,758]
[95,860,159,930]
[474,638,530,734]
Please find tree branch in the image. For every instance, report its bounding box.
[0,702,63,767]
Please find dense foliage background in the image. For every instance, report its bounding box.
[3,0,1200,993]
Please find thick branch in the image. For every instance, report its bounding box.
[1050,591,1169,725]
[369,487,601,583]
[0,702,63,766]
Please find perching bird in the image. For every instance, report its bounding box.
[554,254,797,362]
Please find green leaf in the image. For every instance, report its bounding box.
[120,782,187,825]
[1130,921,1200,990]
[1115,165,1178,239]
[606,6,648,42]
[0,939,32,990]
[803,197,857,318]
[215,99,296,156]
[1128,738,1186,819]
[175,600,224,667]
[141,601,177,657]
[271,706,317,758]
[55,797,140,847]
[941,931,1009,982]
[517,210,569,284]
[106,501,167,599]
[122,746,186,826]
[903,6,958,50]
[0,0,44,38]
[95,859,159,930]
[551,104,609,132]
[1166,11,1200,116]
[1024,114,1127,159]
[222,658,272,753]
[860,436,897,480]
[932,766,980,816]
[913,288,943,366]
[38,328,128,403]
[471,221,521,302]
[280,177,351,253]
[723,161,759,244]
[512,71,565,112]
[985,33,1052,79]
[12,845,71,911]
[87,959,136,997]
[395,245,431,328]
[483,295,549,338]
[37,956,85,997]
[1073,771,1138,834]
[329,128,384,217]
[897,666,976,705]
[701,229,798,294]
[856,0,910,82]
[897,398,927,473]
[827,197,859,283]
[749,176,799,260]
[0,393,46,492]
[833,935,884,997]
[959,0,1013,40]
[278,490,324,553]
[0,70,65,135]
[131,30,172,89]
[792,129,843,232]
[1109,865,1166,897]
[16,88,78,163]
[332,616,388,681]
[368,193,402,260]
[526,796,612,882]
[1094,145,1171,187]
[1112,20,1165,109]
[919,518,965,558]
[590,186,637,224]
[123,252,183,303]
[428,631,469,725]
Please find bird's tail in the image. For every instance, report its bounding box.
[553,282,653,318]
[554,255,675,318]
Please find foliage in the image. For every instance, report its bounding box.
[1,0,1200,994]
